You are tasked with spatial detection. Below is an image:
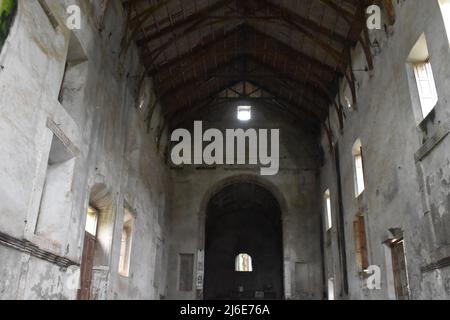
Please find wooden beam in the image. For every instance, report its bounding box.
[136,0,234,46]
[148,24,341,80]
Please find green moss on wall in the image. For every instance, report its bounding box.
[0,0,17,53]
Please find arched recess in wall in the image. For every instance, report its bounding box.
[196,175,290,299]
[0,0,17,54]
[199,174,289,218]
[203,180,284,300]
[198,174,289,254]
[78,183,115,300]
[89,183,115,266]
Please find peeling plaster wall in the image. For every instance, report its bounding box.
[0,1,170,300]
[320,0,450,300]
[166,105,324,300]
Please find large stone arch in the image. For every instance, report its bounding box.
[199,174,289,217]
[197,174,290,299]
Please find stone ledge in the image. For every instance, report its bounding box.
[0,231,79,269]
[415,125,450,162]
[421,256,450,273]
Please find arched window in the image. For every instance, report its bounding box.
[352,139,365,197]
[407,34,438,119]
[235,253,253,272]
[324,189,332,230]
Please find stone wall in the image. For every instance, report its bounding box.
[0,0,170,300]
[320,0,450,300]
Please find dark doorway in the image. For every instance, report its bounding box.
[204,182,284,300]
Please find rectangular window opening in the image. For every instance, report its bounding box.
[324,190,332,230]
[407,34,438,120]
[353,140,365,197]
[237,105,252,121]
[118,208,135,277]
[85,206,99,236]
[327,278,335,300]
[413,62,438,119]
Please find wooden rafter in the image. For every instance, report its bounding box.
[121,0,396,130]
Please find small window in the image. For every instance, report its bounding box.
[118,209,135,277]
[85,206,98,236]
[235,253,253,272]
[352,139,365,197]
[439,0,450,44]
[327,278,335,300]
[324,189,332,230]
[407,34,438,119]
[413,62,438,118]
[237,105,251,121]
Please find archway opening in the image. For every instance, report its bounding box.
[204,182,284,300]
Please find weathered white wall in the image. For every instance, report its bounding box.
[320,0,450,300]
[0,0,170,300]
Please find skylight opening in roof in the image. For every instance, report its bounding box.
[237,105,252,121]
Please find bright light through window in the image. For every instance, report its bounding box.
[85,206,98,236]
[324,190,332,230]
[413,62,438,119]
[235,253,253,272]
[407,34,438,120]
[353,139,365,197]
[237,106,251,121]
[119,209,135,277]
[328,278,335,300]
